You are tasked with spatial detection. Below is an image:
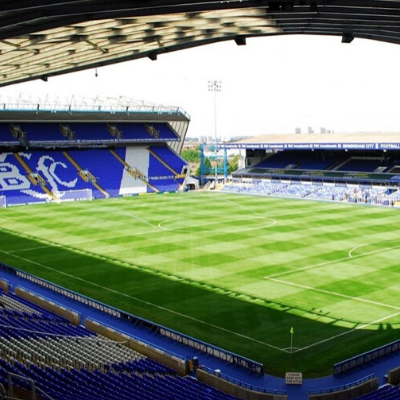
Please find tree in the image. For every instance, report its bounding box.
[181,149,200,163]
[228,154,241,174]
[195,157,211,176]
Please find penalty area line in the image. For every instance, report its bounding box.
[349,242,400,258]
[0,249,286,353]
[267,278,400,311]
[265,242,400,280]
[294,311,400,353]
[219,196,273,218]
[265,256,350,280]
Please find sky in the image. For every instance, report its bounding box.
[2,34,400,139]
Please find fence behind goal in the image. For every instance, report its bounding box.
[54,189,92,202]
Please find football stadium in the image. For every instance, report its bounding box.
[3,2,400,400]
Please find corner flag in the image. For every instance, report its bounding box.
[290,327,294,353]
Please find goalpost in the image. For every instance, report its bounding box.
[0,196,6,208]
[54,189,93,203]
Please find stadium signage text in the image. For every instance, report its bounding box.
[285,372,303,385]
[222,143,400,150]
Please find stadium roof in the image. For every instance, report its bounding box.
[3,1,400,88]
[0,95,191,121]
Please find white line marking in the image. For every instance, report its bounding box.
[295,311,400,353]
[8,245,60,254]
[265,257,350,280]
[0,249,285,353]
[119,210,161,230]
[260,239,400,352]
[265,242,400,280]
[348,243,370,258]
[268,278,400,311]
[349,242,400,258]
[6,230,162,254]
[220,196,271,218]
[266,274,400,352]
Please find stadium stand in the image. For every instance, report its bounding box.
[148,151,183,193]
[0,122,180,146]
[222,139,400,207]
[337,157,384,173]
[221,181,398,206]
[0,153,49,206]
[0,125,20,146]
[66,148,124,197]
[254,150,305,169]
[353,384,400,400]
[296,151,340,171]
[0,285,240,400]
[149,145,186,176]
[249,151,394,174]
[0,99,190,206]
[0,146,188,206]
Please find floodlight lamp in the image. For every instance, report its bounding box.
[208,80,221,92]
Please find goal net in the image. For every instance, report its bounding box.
[54,189,92,203]
[0,196,6,208]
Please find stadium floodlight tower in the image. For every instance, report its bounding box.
[208,80,221,185]
[199,143,228,187]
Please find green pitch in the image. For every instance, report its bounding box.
[1,192,400,378]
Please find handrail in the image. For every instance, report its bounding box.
[0,381,22,400]
[7,372,55,400]
[309,373,375,395]
[87,317,184,361]
[199,365,286,395]
[334,339,400,375]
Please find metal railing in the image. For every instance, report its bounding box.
[199,365,286,395]
[7,372,54,400]
[333,339,400,375]
[309,373,375,395]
